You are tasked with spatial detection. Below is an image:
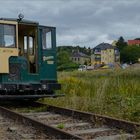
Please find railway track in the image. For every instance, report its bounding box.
[0,102,139,139]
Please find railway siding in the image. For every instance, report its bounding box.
[0,102,140,139]
[21,102,140,139]
[46,104,139,133]
[0,106,82,139]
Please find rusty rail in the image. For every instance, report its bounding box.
[37,102,140,134]
[0,106,82,139]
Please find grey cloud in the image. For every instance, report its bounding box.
[0,0,140,47]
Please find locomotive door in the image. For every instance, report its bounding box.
[0,20,18,73]
[40,27,57,81]
[18,24,38,74]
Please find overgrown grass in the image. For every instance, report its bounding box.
[42,68,140,123]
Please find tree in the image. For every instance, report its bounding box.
[57,51,70,66]
[116,36,127,51]
[57,51,79,71]
[121,45,140,63]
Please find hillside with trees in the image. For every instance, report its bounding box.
[57,46,91,71]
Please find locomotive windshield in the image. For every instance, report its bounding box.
[42,28,52,49]
[0,24,16,48]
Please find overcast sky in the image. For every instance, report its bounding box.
[1,0,140,47]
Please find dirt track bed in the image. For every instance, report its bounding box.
[0,115,50,140]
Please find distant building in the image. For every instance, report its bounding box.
[128,39,140,46]
[91,43,120,65]
[71,51,90,65]
[112,40,118,47]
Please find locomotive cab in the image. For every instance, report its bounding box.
[0,18,61,100]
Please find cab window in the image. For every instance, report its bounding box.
[0,24,16,48]
[24,36,27,53]
[42,28,52,49]
[29,36,34,55]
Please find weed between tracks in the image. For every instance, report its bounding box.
[57,123,65,129]
[42,69,140,123]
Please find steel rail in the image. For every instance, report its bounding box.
[36,102,140,134]
[0,106,83,139]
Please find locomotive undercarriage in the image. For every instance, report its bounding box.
[0,82,61,100]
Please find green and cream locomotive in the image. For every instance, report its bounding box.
[0,16,61,100]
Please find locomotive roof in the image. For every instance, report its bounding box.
[0,18,38,25]
[0,18,55,28]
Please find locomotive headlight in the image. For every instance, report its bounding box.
[42,84,47,89]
